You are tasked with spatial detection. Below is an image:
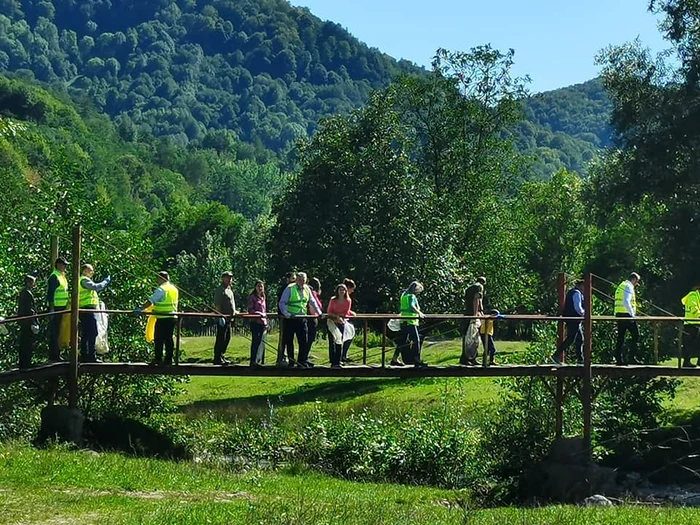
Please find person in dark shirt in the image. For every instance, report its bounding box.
[18,275,38,369]
[213,271,236,365]
[552,280,585,365]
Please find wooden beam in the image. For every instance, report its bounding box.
[0,362,68,385]
[68,225,81,408]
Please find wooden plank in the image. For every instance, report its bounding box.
[0,362,68,385]
[78,362,583,378]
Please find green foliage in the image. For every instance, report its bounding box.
[0,0,422,154]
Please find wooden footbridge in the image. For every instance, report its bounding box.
[0,226,695,454]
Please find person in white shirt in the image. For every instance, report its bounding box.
[614,272,641,365]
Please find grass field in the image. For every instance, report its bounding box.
[1,443,699,525]
[175,333,525,422]
[175,332,700,423]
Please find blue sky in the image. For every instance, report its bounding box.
[290,0,669,93]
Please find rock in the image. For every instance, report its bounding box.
[36,406,84,447]
[584,494,613,507]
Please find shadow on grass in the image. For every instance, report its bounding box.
[179,377,425,419]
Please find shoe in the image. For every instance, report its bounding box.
[149,360,162,367]
[414,361,429,368]
[629,357,643,365]
[551,354,562,365]
[331,364,342,369]
[576,359,584,366]
[390,360,404,367]
[250,362,264,368]
[488,358,496,366]
[295,361,308,368]
[163,359,173,366]
[276,360,289,368]
[615,359,627,366]
[213,358,228,366]
[219,356,230,365]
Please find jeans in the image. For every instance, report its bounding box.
[615,314,639,361]
[556,321,583,361]
[250,323,266,365]
[214,321,231,359]
[481,333,497,361]
[79,311,98,361]
[154,317,176,362]
[329,322,345,366]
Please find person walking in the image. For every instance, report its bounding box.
[279,272,322,368]
[18,275,38,369]
[614,272,641,365]
[136,271,179,366]
[277,271,296,366]
[78,264,111,363]
[247,280,268,367]
[681,284,700,368]
[213,271,236,365]
[47,256,69,361]
[552,280,585,365]
[327,283,353,368]
[460,277,486,366]
[393,281,427,367]
[341,278,357,363]
[481,310,500,367]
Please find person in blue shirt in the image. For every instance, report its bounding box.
[552,280,585,365]
[78,264,111,363]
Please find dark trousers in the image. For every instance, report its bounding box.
[480,333,497,361]
[154,317,176,362]
[79,311,98,361]
[615,314,639,361]
[295,318,312,364]
[250,323,266,365]
[282,318,308,364]
[302,320,317,363]
[19,325,34,369]
[214,321,231,359]
[329,322,345,366]
[556,321,583,361]
[399,324,421,364]
[48,306,66,360]
[279,318,295,362]
[683,325,700,362]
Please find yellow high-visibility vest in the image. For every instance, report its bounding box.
[614,280,636,315]
[51,270,69,307]
[152,282,179,318]
[79,276,99,307]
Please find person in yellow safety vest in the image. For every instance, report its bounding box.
[47,256,70,361]
[278,272,322,368]
[135,271,179,366]
[394,281,427,368]
[78,264,111,363]
[681,285,700,368]
[614,272,641,365]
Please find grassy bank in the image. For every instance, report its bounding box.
[1,443,698,525]
[175,334,525,421]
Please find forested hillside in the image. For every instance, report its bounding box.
[0,0,420,155]
[514,79,613,179]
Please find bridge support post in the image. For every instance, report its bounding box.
[555,273,566,439]
[582,273,593,456]
[68,225,81,409]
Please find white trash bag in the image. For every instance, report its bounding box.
[387,318,402,332]
[95,301,110,355]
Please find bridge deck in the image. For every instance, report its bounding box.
[2,362,700,384]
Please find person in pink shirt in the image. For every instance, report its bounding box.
[247,280,268,367]
[327,284,353,368]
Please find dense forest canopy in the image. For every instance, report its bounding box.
[0,0,420,156]
[0,0,615,178]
